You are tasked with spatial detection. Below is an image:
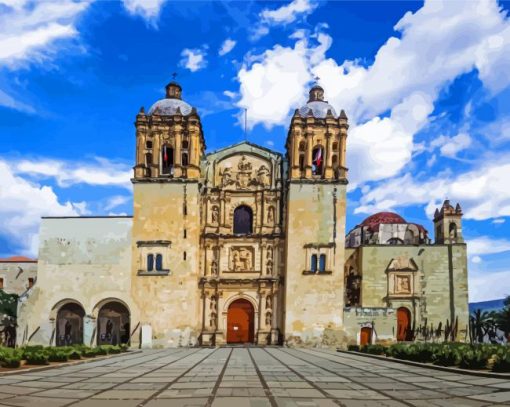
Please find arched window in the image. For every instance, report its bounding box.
[146,140,153,149]
[387,238,404,245]
[233,205,253,235]
[145,153,152,165]
[147,254,154,271]
[311,254,318,272]
[319,254,326,272]
[155,254,163,271]
[449,222,457,239]
[312,146,324,176]
[182,152,189,166]
[299,153,305,173]
[162,145,174,174]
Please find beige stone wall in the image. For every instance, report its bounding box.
[16,217,134,346]
[131,182,202,347]
[343,307,397,346]
[353,244,469,340]
[0,261,37,296]
[284,183,347,345]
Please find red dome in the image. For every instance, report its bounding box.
[360,212,406,231]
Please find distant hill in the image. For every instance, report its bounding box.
[469,298,506,314]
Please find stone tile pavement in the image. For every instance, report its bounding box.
[0,347,509,406]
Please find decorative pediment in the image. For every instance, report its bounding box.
[387,256,418,272]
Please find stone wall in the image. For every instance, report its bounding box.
[16,217,134,347]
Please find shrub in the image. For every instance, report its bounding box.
[95,346,109,356]
[68,350,81,360]
[25,352,49,365]
[361,344,386,355]
[458,349,488,370]
[1,356,21,368]
[492,353,510,373]
[82,349,98,358]
[347,344,360,352]
[48,351,68,362]
[432,346,459,366]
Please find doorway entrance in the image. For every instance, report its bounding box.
[97,301,130,346]
[227,299,254,344]
[397,307,412,341]
[360,326,372,346]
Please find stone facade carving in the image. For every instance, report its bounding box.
[229,246,254,272]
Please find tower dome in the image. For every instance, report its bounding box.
[298,83,337,118]
[148,80,194,116]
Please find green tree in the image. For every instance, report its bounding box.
[495,296,510,341]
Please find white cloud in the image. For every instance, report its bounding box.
[13,157,132,190]
[223,90,236,99]
[219,38,236,56]
[468,236,510,256]
[471,255,482,264]
[469,270,510,302]
[260,0,317,25]
[493,218,506,224]
[238,32,330,129]
[0,160,83,256]
[238,0,510,187]
[104,195,131,211]
[122,0,166,24]
[430,133,472,158]
[0,0,89,68]
[180,47,207,72]
[355,157,510,221]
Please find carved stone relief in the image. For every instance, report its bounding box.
[229,246,254,272]
[395,275,412,294]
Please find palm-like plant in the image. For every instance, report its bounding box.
[495,296,510,341]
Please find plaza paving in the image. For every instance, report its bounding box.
[0,348,509,407]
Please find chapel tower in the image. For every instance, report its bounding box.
[434,200,464,244]
[131,80,204,347]
[283,83,349,345]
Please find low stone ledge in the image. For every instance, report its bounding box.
[337,349,510,379]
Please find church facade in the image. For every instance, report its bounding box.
[15,81,469,348]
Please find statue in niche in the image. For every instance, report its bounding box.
[210,260,218,276]
[267,246,273,260]
[266,259,273,275]
[257,165,270,186]
[209,312,217,329]
[209,295,218,329]
[267,206,275,224]
[211,205,219,223]
[221,167,234,187]
[265,311,272,327]
[266,295,272,310]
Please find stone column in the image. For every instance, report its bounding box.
[83,316,96,347]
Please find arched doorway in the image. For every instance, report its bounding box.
[97,301,130,346]
[227,299,254,344]
[360,327,372,346]
[397,307,412,341]
[56,302,85,346]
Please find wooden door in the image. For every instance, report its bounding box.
[227,299,254,344]
[360,327,372,346]
[397,307,411,341]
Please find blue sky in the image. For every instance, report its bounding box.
[1,0,510,302]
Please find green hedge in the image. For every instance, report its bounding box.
[354,343,510,372]
[0,344,126,369]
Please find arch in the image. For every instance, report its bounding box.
[449,222,458,239]
[147,254,154,271]
[155,254,163,271]
[310,254,318,272]
[161,145,174,174]
[97,300,131,346]
[226,299,254,344]
[146,140,153,149]
[387,237,404,245]
[145,153,153,166]
[182,152,189,166]
[360,326,372,346]
[312,145,324,176]
[319,254,326,272]
[56,301,85,346]
[404,229,415,244]
[397,307,412,341]
[233,205,253,235]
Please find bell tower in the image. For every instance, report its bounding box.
[434,200,464,244]
[134,81,205,180]
[131,79,204,347]
[283,83,349,346]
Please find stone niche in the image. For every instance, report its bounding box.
[215,154,272,190]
